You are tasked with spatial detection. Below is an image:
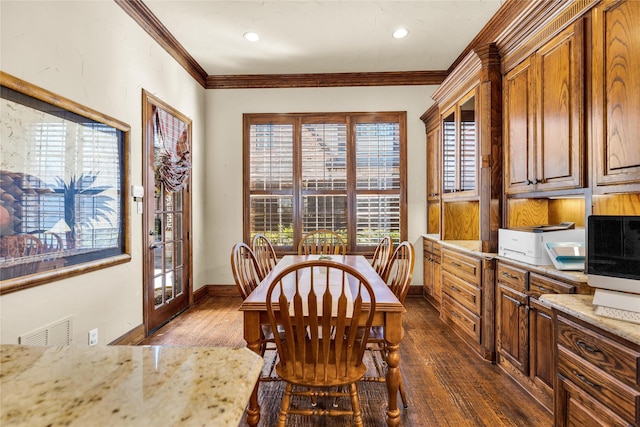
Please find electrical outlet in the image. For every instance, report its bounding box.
[88,328,98,346]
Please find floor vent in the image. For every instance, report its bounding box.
[19,316,73,346]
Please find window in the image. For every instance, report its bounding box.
[244,112,407,253]
[1,73,129,291]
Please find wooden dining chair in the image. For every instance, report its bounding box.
[364,240,415,408]
[251,233,278,281]
[297,229,346,256]
[371,235,393,278]
[265,259,376,427]
[230,242,281,381]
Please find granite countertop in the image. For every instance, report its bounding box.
[0,344,263,426]
[540,294,640,346]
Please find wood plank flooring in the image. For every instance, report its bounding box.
[140,295,553,426]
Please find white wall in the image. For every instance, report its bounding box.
[0,1,206,345]
[205,86,436,288]
[0,1,435,345]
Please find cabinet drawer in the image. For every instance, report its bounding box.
[442,271,481,314]
[442,295,481,344]
[496,262,528,292]
[529,273,575,299]
[442,249,481,286]
[558,347,640,425]
[423,239,433,253]
[557,316,640,388]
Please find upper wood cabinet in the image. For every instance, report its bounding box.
[592,0,640,193]
[441,88,479,199]
[426,116,440,202]
[504,20,585,195]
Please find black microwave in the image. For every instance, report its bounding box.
[587,215,640,293]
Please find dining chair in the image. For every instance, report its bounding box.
[297,229,346,256]
[230,242,280,381]
[371,235,393,278]
[251,233,278,281]
[363,240,415,408]
[265,259,376,426]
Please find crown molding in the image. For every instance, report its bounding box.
[206,71,447,89]
[115,0,208,88]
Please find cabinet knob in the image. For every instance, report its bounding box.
[531,178,540,185]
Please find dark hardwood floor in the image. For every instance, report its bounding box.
[140,295,553,426]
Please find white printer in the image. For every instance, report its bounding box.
[498,223,585,266]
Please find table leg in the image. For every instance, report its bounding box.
[244,311,262,426]
[384,312,403,427]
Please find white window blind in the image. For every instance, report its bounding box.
[245,113,406,252]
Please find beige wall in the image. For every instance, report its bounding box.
[205,87,435,287]
[0,1,206,345]
[0,1,434,345]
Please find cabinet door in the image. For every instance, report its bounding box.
[497,284,529,374]
[458,92,477,194]
[504,58,536,194]
[426,125,440,201]
[433,257,442,304]
[442,107,457,195]
[535,20,585,191]
[423,250,433,296]
[592,0,640,190]
[529,298,554,393]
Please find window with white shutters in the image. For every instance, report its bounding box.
[244,112,406,253]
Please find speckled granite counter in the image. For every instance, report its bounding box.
[0,345,263,426]
[540,294,640,346]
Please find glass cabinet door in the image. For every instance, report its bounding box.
[442,110,456,194]
[459,94,476,192]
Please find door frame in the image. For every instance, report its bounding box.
[141,89,193,336]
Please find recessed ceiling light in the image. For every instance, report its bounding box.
[392,28,409,39]
[243,32,260,42]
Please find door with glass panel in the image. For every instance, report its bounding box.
[142,91,192,334]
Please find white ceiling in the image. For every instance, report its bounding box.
[144,0,504,76]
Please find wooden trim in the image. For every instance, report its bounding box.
[193,285,209,303]
[204,284,241,297]
[448,0,539,74]
[114,0,208,88]
[206,71,447,89]
[109,324,145,345]
[432,51,482,108]
[498,0,598,73]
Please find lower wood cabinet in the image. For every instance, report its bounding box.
[422,239,441,308]
[554,313,640,427]
[440,247,495,361]
[496,260,585,412]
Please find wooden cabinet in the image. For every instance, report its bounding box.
[441,89,479,199]
[592,0,640,193]
[554,313,640,427]
[426,123,440,202]
[440,247,494,360]
[504,21,585,195]
[496,261,584,411]
[422,238,441,308]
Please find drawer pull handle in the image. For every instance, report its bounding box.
[576,340,601,354]
[450,261,462,268]
[574,371,601,390]
[502,272,518,280]
[504,294,524,307]
[536,285,551,293]
[450,285,458,292]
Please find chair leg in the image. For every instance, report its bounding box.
[278,382,293,427]
[349,382,364,427]
[399,372,408,408]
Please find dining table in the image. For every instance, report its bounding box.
[239,254,406,427]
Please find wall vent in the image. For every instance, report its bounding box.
[19,316,73,346]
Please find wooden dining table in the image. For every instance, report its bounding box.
[239,254,406,427]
